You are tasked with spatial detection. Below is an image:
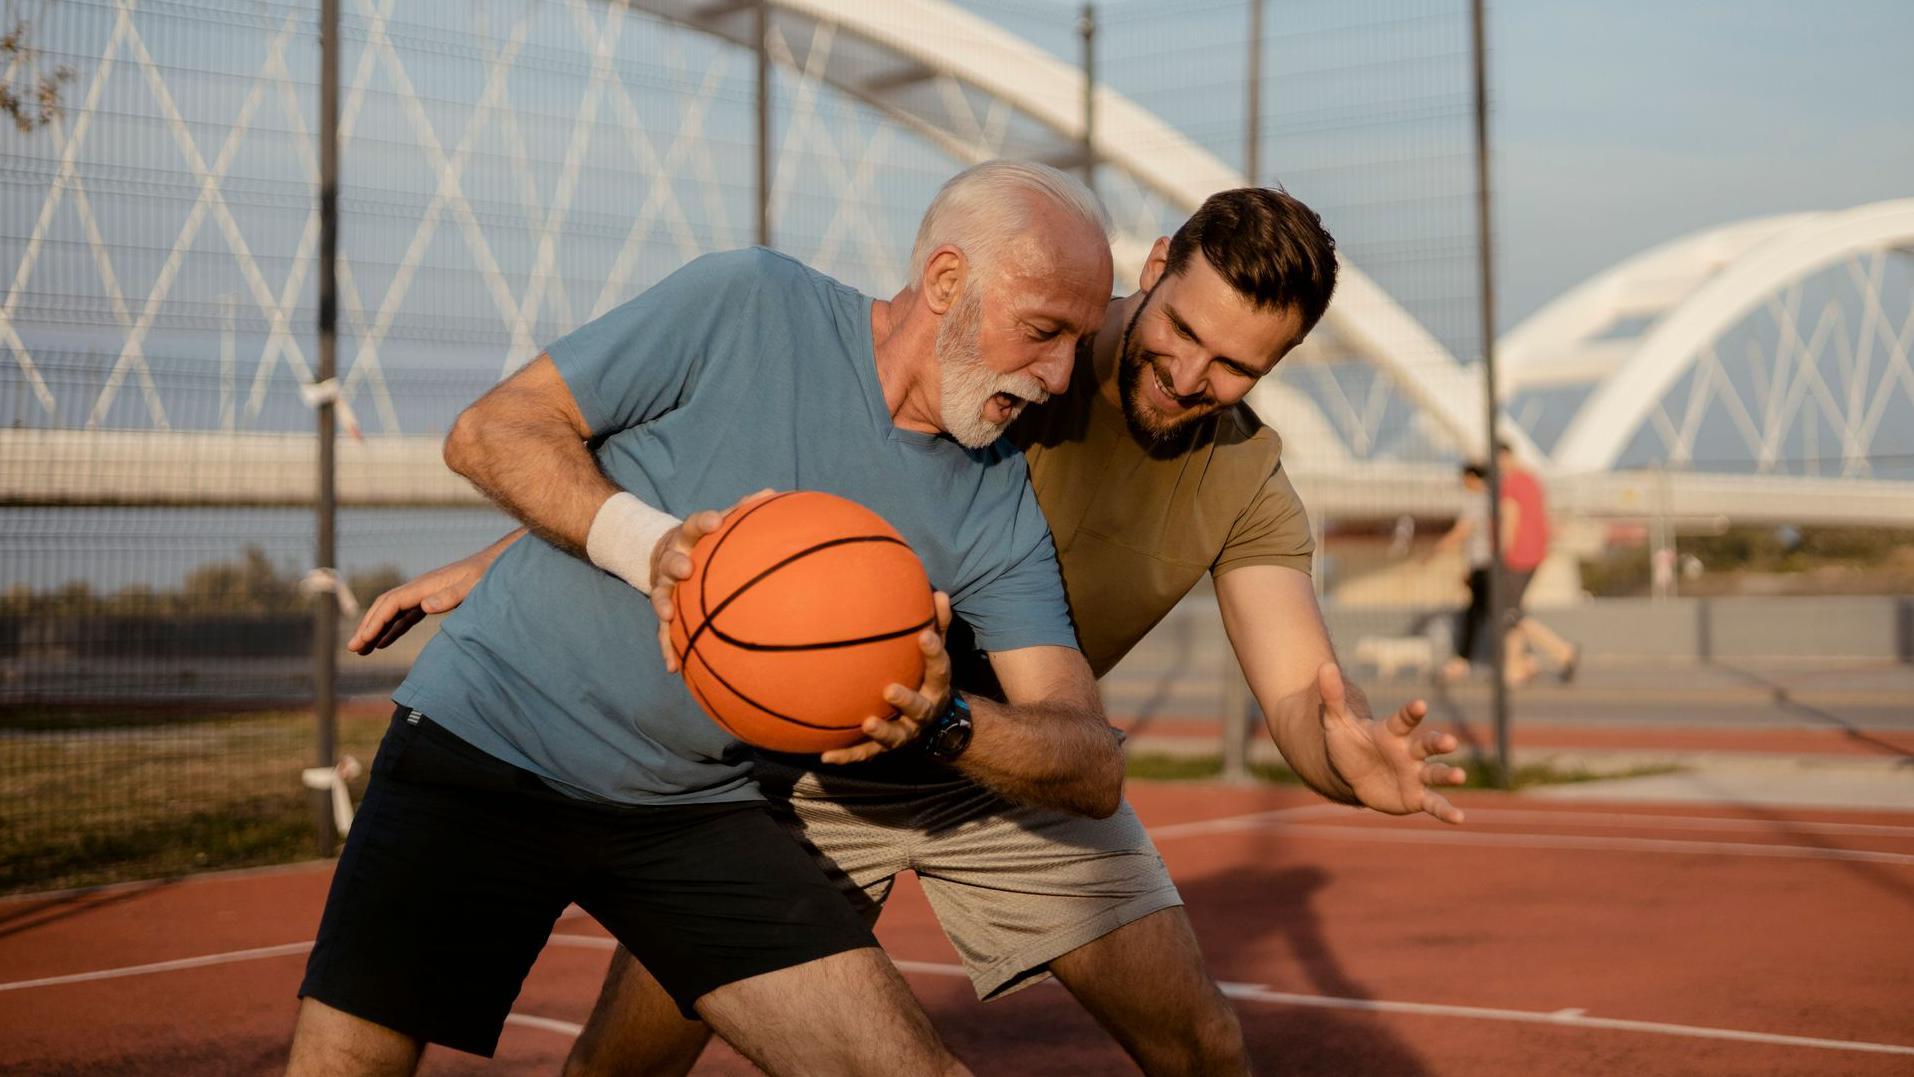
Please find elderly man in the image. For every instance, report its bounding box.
[356,186,1467,1075]
[290,160,1118,1077]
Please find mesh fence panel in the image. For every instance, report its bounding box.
[0,0,1622,891]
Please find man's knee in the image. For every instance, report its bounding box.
[1181,994,1249,1072]
[695,948,965,1077]
[563,947,711,1077]
[287,997,423,1077]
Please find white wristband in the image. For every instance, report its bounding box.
[587,491,682,595]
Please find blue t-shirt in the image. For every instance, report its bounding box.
[395,248,1077,805]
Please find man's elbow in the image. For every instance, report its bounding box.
[442,404,486,482]
[1073,736,1127,819]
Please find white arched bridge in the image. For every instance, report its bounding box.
[2,0,1910,528]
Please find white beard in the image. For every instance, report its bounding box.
[935,287,1049,449]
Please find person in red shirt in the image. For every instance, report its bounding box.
[1496,442,1580,684]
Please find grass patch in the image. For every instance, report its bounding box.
[0,709,390,894]
[1126,753,1681,791]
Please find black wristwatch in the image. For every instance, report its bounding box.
[920,694,974,762]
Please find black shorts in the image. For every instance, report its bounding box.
[298,708,877,1057]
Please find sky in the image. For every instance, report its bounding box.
[975,0,1914,330]
[1491,0,1914,324]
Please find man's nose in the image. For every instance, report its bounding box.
[1167,354,1208,399]
[1033,341,1075,396]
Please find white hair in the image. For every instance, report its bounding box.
[907,160,1110,286]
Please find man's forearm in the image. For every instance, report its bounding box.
[444,390,616,557]
[1264,685,1362,806]
[953,697,1124,818]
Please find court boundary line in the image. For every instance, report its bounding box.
[515,944,1914,1058]
[0,940,314,993]
[8,801,1905,996]
[5,906,1908,1057]
[1273,822,1914,866]
[1449,806,1914,837]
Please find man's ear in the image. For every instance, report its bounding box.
[921,246,966,315]
[1139,235,1171,292]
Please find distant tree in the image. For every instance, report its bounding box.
[3,552,417,618]
[176,547,305,615]
[1,19,75,134]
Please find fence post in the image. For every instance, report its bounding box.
[1469,0,1511,789]
[1245,0,1262,185]
[755,0,770,248]
[1077,3,1096,195]
[312,0,342,857]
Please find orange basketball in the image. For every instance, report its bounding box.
[668,491,936,753]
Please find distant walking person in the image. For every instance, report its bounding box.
[1433,462,1494,682]
[1495,442,1579,685]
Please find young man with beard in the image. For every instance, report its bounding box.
[350,188,1466,1075]
[289,161,1119,1077]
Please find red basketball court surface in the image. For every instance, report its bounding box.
[4,779,1911,1075]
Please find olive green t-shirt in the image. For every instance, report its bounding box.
[1006,358,1315,678]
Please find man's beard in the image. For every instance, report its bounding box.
[936,286,1050,449]
[1116,289,1219,447]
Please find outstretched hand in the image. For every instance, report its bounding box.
[820,591,954,765]
[1317,662,1467,824]
[347,553,489,655]
[652,489,778,673]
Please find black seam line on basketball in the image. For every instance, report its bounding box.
[679,533,912,665]
[691,491,800,652]
[706,615,936,652]
[687,640,875,732]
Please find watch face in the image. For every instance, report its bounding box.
[929,715,972,759]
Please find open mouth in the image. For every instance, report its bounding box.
[988,391,1028,422]
[1149,364,1186,410]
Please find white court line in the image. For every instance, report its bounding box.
[1146,803,1349,840]
[4,931,1908,1058]
[505,1012,585,1036]
[0,941,313,992]
[1216,983,1914,1058]
[1452,806,1914,838]
[522,948,1914,1059]
[1274,822,1914,866]
[5,800,1901,996]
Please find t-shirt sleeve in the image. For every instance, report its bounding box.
[1212,461,1316,577]
[953,475,1080,655]
[543,250,761,437]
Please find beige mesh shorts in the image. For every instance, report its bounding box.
[755,760,1184,1001]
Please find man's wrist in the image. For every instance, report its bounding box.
[586,491,682,594]
[920,693,974,762]
[1317,748,1363,806]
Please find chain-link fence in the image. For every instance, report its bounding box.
[1,0,1505,890]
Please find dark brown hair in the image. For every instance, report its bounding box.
[1164,187,1338,333]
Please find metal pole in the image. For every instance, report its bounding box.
[313,0,341,854]
[1246,0,1263,186]
[1077,3,1095,195]
[1220,662,1252,782]
[755,0,770,248]
[1470,0,1511,789]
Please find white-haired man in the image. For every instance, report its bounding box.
[352,185,1467,1075]
[289,161,1118,1076]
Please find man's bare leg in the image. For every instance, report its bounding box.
[286,998,424,1077]
[694,948,967,1077]
[1048,907,1250,1076]
[563,946,711,1077]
